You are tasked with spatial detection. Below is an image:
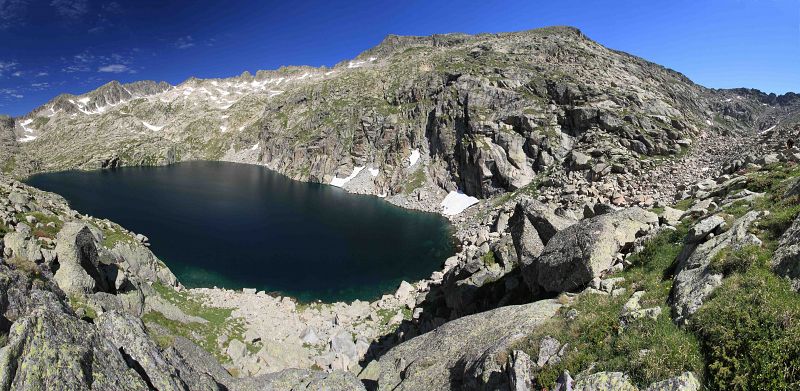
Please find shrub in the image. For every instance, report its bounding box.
[693,267,800,390]
[708,245,770,276]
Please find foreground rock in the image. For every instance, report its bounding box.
[671,211,763,324]
[360,299,561,390]
[527,207,658,293]
[772,213,800,290]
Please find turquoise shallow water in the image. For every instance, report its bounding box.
[27,161,455,302]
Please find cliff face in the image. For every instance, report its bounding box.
[5,26,789,212]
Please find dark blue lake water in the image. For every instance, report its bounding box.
[27,161,455,302]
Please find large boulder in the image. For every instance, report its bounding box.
[671,211,763,324]
[772,213,800,291]
[511,197,576,245]
[0,306,148,391]
[112,241,178,287]
[53,222,109,295]
[96,311,190,391]
[530,207,658,293]
[361,299,561,390]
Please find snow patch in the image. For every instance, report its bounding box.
[760,125,777,134]
[77,97,91,105]
[441,191,479,216]
[368,168,379,177]
[347,57,377,69]
[330,166,364,187]
[142,121,164,131]
[408,149,420,167]
[250,143,259,151]
[17,135,37,143]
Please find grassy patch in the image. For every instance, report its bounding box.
[68,294,98,320]
[694,265,800,390]
[481,251,497,267]
[1,157,15,174]
[673,198,694,211]
[143,283,254,363]
[100,227,137,249]
[6,256,41,277]
[402,169,426,195]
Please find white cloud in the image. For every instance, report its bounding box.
[36,71,48,77]
[98,64,131,73]
[0,60,18,76]
[50,0,88,19]
[175,36,195,49]
[0,0,28,30]
[11,71,22,77]
[0,88,23,99]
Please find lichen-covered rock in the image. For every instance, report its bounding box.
[0,306,148,391]
[363,299,561,390]
[96,311,190,391]
[573,372,638,391]
[53,222,108,295]
[531,207,658,293]
[644,372,700,391]
[112,241,178,287]
[671,211,763,324]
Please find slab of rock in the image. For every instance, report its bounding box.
[671,211,762,324]
[0,306,148,391]
[96,310,189,391]
[772,213,800,291]
[530,207,658,293]
[685,215,725,244]
[330,330,358,362]
[53,222,108,295]
[644,372,701,391]
[512,197,576,245]
[508,350,533,391]
[573,371,637,391]
[361,299,561,391]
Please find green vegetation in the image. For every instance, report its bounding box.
[687,162,800,389]
[694,265,800,390]
[402,169,426,194]
[672,198,694,211]
[480,251,497,267]
[1,157,15,174]
[518,225,703,388]
[142,283,256,363]
[517,160,800,389]
[100,228,137,249]
[68,294,99,320]
[708,245,768,277]
[15,211,63,240]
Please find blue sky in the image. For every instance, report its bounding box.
[0,0,798,116]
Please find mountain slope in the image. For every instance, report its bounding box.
[5,26,787,213]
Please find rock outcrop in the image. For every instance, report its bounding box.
[526,207,658,293]
[360,299,561,390]
[670,211,763,324]
[772,214,800,291]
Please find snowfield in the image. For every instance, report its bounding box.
[408,149,420,167]
[141,121,164,131]
[330,166,364,187]
[441,191,479,215]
